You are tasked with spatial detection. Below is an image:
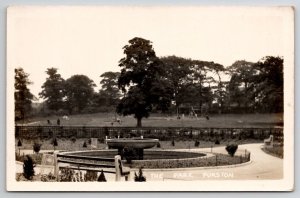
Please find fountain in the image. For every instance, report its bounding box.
[106,137,159,160]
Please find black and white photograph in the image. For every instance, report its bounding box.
[6,6,294,191]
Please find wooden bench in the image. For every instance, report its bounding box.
[264,135,274,147]
[54,152,130,181]
[115,156,130,181]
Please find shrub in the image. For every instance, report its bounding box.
[84,170,98,181]
[225,144,238,157]
[83,141,87,148]
[71,137,76,143]
[41,174,48,182]
[59,167,75,182]
[189,131,193,139]
[98,170,107,182]
[134,167,146,182]
[41,172,56,182]
[194,140,200,147]
[73,171,84,182]
[23,155,35,180]
[17,139,22,147]
[33,142,41,154]
[47,172,56,180]
[215,139,220,145]
[52,138,58,147]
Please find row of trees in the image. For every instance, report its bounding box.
[15,37,283,126]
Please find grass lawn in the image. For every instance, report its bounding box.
[261,145,284,158]
[19,113,283,128]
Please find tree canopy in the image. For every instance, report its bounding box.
[253,56,283,112]
[64,75,96,113]
[98,71,121,106]
[227,57,283,113]
[160,56,193,115]
[227,60,256,112]
[16,37,283,119]
[117,37,172,126]
[39,68,65,111]
[15,68,34,120]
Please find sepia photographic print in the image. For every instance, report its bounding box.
[6,6,294,191]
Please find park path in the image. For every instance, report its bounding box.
[15,143,283,181]
[140,143,283,181]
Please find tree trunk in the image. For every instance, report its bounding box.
[137,117,142,127]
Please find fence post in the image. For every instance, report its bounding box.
[105,136,108,149]
[54,151,59,181]
[114,155,121,182]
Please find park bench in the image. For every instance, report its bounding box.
[117,158,130,181]
[54,152,130,181]
[264,135,274,147]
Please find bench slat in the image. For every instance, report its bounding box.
[57,154,115,162]
[60,166,116,174]
[58,159,115,168]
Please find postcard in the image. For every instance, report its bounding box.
[6,6,294,191]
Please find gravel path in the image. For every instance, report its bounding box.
[141,143,283,181]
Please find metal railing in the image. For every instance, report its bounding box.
[15,125,283,140]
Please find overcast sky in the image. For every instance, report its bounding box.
[8,6,287,101]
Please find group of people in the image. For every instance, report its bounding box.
[111,118,122,126]
[47,115,70,125]
[47,119,60,125]
[177,113,210,120]
[47,118,65,125]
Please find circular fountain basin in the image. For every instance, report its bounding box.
[106,138,159,149]
[60,150,208,169]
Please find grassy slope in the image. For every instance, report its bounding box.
[20,113,283,128]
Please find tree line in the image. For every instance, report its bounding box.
[15,37,283,126]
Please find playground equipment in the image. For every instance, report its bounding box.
[189,104,209,119]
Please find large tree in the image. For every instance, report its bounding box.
[39,68,65,112]
[226,57,283,113]
[64,75,96,113]
[253,56,283,113]
[117,37,172,127]
[99,71,121,106]
[190,60,225,112]
[15,68,34,120]
[227,60,256,113]
[160,56,193,117]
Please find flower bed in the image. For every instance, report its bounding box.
[261,144,283,158]
[129,153,250,169]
